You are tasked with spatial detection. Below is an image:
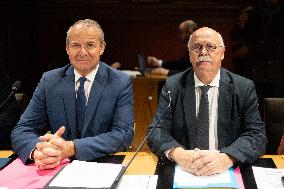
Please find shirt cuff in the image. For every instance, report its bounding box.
[164,148,175,161]
[29,147,36,160]
[158,60,163,67]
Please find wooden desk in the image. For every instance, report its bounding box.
[0,150,13,158]
[0,150,158,175]
[262,155,284,168]
[2,150,283,175]
[132,74,166,151]
[118,154,284,175]
[2,150,284,189]
[117,151,158,175]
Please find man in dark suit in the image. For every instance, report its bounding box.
[147,27,267,176]
[147,20,197,76]
[11,19,134,170]
[0,63,20,149]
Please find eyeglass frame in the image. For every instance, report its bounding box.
[188,43,224,53]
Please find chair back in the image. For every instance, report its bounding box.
[264,98,284,154]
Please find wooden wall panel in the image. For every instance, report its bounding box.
[0,0,247,95]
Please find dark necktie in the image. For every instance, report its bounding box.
[196,85,211,150]
[76,77,87,138]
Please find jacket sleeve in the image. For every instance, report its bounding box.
[147,81,184,159]
[220,81,267,164]
[11,73,49,163]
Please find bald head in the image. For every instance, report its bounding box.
[188,27,224,48]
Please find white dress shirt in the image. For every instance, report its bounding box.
[74,64,99,104]
[194,70,220,150]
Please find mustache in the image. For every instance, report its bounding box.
[197,56,213,63]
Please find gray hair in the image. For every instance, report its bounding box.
[66,19,105,45]
[188,27,224,48]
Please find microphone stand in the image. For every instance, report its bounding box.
[0,81,21,111]
[0,90,16,110]
[111,91,172,189]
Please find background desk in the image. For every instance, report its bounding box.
[132,74,166,151]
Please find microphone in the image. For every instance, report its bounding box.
[12,80,21,93]
[0,80,21,110]
[111,90,172,189]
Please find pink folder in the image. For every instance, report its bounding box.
[0,158,69,189]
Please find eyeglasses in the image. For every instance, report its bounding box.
[189,43,224,53]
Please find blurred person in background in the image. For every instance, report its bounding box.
[147,20,198,76]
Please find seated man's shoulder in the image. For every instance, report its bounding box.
[222,68,254,86]
[166,68,193,88]
[43,64,70,79]
[103,62,130,82]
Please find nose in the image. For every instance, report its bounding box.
[200,45,208,55]
[78,46,88,55]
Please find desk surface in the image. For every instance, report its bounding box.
[261,155,284,168]
[0,150,13,158]
[0,151,158,175]
[1,151,284,175]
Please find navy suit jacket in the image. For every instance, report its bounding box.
[11,62,134,163]
[147,68,267,164]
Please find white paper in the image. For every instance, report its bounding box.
[174,165,233,187]
[48,160,123,188]
[252,166,284,189]
[117,175,158,189]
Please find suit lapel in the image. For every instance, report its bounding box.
[217,69,233,148]
[62,65,77,139]
[183,70,197,149]
[82,63,108,135]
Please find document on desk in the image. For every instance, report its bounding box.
[47,160,123,188]
[173,165,239,188]
[252,166,284,189]
[117,175,158,189]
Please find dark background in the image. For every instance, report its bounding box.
[0,0,283,105]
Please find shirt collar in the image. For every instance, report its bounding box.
[74,64,99,84]
[194,69,220,87]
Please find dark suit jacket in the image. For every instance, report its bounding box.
[11,62,134,163]
[147,68,267,164]
[162,53,192,76]
[0,67,20,149]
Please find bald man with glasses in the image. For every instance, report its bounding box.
[147,27,267,176]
